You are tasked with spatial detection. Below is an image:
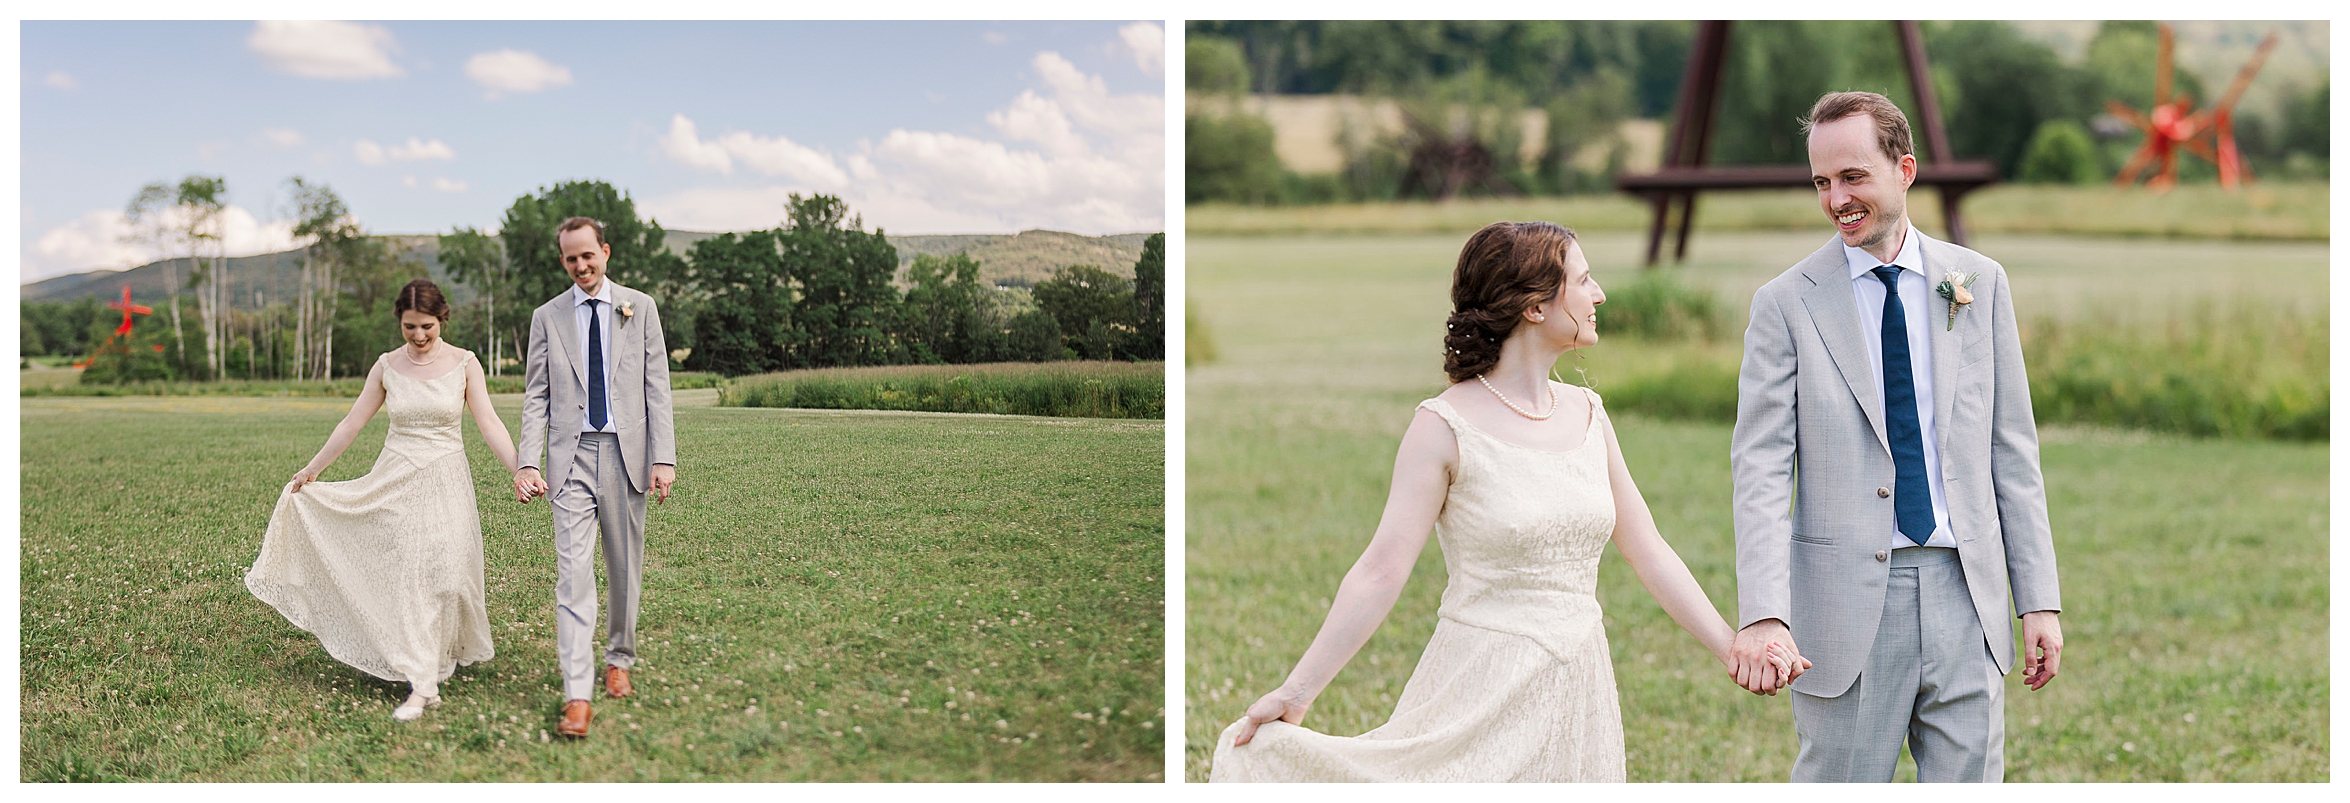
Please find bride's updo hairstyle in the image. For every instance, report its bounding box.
[395,279,452,322]
[1443,221,1577,383]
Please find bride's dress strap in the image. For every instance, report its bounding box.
[1415,397,1470,436]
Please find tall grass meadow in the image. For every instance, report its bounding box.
[721,362,1164,420]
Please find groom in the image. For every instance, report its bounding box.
[513,216,677,738]
[1727,92,2063,782]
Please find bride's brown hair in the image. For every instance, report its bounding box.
[1443,221,1576,383]
[395,279,452,322]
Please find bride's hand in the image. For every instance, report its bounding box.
[288,470,317,493]
[1230,689,1310,747]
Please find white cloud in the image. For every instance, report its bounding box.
[390,137,456,161]
[659,114,848,188]
[247,21,403,80]
[261,127,306,148]
[356,137,455,165]
[643,34,1162,236]
[658,115,735,174]
[1119,22,1165,77]
[432,177,468,193]
[26,206,301,283]
[401,175,418,188]
[981,31,1009,45]
[465,49,572,98]
[44,71,76,90]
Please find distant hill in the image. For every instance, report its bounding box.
[24,229,1159,309]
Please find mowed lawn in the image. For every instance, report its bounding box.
[1184,231,2327,782]
[21,393,1165,781]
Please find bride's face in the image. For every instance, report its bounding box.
[1528,240,1604,349]
[399,310,442,350]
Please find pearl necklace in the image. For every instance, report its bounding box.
[403,341,440,366]
[1476,373,1557,420]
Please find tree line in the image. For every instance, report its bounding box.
[24,177,1165,382]
[1187,20,2331,204]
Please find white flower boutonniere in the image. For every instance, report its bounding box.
[1935,270,1979,331]
[616,300,635,326]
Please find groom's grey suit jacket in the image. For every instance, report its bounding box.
[518,280,677,493]
[1731,233,2061,698]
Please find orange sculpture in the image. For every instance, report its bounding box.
[73,286,154,369]
[2109,23,2278,193]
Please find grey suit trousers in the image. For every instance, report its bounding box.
[552,433,645,701]
[1790,547,2005,782]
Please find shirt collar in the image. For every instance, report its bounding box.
[570,280,614,308]
[1844,220,1926,281]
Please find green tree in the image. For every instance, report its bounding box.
[2017,119,2104,184]
[1186,112,1286,204]
[1928,21,2096,179]
[497,180,691,366]
[1032,265,1133,360]
[1127,233,1165,360]
[778,194,902,367]
[1005,309,1068,361]
[686,230,795,376]
[437,227,512,372]
[1188,35,1251,96]
[2281,81,2328,160]
[901,252,989,364]
[285,176,360,379]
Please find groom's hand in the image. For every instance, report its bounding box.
[512,467,546,503]
[2020,611,2063,690]
[650,464,675,504]
[1731,619,1806,695]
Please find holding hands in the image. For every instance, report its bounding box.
[1728,619,1811,695]
[512,467,548,503]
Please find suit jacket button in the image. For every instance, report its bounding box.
[1877,487,1891,498]
[1875,550,1890,562]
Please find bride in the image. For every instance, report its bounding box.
[1211,222,1807,781]
[246,279,524,721]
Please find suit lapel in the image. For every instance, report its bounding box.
[610,283,641,407]
[556,289,586,390]
[1921,238,1959,457]
[1797,244,1891,456]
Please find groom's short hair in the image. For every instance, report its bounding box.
[557,216,607,247]
[1802,91,1914,164]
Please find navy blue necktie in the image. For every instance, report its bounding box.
[1873,267,1933,546]
[587,299,608,431]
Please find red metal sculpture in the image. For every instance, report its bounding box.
[73,286,155,369]
[2110,23,2278,193]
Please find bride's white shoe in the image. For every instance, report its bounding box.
[392,694,441,722]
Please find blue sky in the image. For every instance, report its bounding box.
[21,20,1167,282]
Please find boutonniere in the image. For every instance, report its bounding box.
[1935,270,1979,331]
[616,300,635,326]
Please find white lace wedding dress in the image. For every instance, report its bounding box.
[246,351,494,698]
[1211,387,1627,782]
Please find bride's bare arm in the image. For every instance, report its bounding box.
[462,352,523,474]
[1599,411,1804,683]
[1231,407,1455,746]
[290,362,388,492]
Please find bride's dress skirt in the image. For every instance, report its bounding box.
[245,357,494,696]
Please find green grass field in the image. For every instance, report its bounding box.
[1184,230,2327,781]
[20,394,1165,781]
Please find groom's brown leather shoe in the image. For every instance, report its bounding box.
[557,699,593,737]
[605,666,634,699]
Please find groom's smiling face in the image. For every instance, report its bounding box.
[558,226,612,295]
[1808,115,1916,256]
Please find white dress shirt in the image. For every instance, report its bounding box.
[570,281,618,435]
[1842,222,1955,550]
